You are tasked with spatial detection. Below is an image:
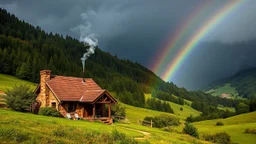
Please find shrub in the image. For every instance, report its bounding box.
[183,122,199,138]
[245,128,256,134]
[144,114,180,128]
[111,103,126,117]
[4,84,35,112]
[180,107,183,111]
[38,107,60,117]
[203,132,231,144]
[216,121,224,126]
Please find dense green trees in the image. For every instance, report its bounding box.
[152,90,184,105]
[235,102,249,114]
[146,98,174,113]
[228,68,256,99]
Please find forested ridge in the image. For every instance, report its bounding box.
[221,67,256,99]
[0,8,242,112]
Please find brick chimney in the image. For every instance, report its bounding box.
[40,70,51,107]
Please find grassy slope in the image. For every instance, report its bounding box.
[144,94,201,120]
[0,74,37,92]
[0,109,208,144]
[174,112,256,144]
[206,83,239,98]
[194,112,256,144]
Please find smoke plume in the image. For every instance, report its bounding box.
[71,13,99,73]
[80,34,98,60]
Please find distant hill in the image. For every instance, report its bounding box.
[207,67,256,99]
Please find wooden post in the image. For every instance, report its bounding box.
[102,104,105,117]
[93,104,95,119]
[81,106,84,118]
[150,120,152,128]
[108,103,111,119]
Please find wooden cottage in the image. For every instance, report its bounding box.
[35,70,117,123]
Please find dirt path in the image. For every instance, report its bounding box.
[0,90,5,95]
[0,90,5,100]
[123,127,150,140]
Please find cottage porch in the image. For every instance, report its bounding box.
[58,92,116,123]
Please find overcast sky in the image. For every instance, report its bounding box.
[1,0,256,90]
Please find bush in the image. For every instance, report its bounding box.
[216,121,224,126]
[38,107,60,117]
[111,103,126,117]
[245,128,256,134]
[144,114,180,128]
[203,132,231,144]
[183,122,199,138]
[180,107,183,111]
[4,84,35,112]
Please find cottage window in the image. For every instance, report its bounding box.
[51,102,56,109]
[68,103,76,112]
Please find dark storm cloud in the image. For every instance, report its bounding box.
[1,0,256,90]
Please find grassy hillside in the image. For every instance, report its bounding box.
[207,67,256,99]
[144,94,201,119]
[0,109,208,144]
[206,83,239,98]
[194,112,256,144]
[0,74,37,92]
[174,112,256,144]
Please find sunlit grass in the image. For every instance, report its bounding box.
[0,109,209,144]
[144,94,201,120]
[0,74,37,92]
[174,112,256,144]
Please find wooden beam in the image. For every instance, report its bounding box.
[108,103,111,119]
[102,104,105,116]
[93,104,95,119]
[96,101,111,104]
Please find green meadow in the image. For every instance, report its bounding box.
[206,83,239,98]
[0,109,208,144]
[0,74,37,92]
[194,112,256,144]
[174,112,256,144]
[144,94,201,120]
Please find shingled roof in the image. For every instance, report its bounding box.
[45,76,116,103]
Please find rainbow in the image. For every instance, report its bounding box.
[151,0,212,75]
[152,0,244,82]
